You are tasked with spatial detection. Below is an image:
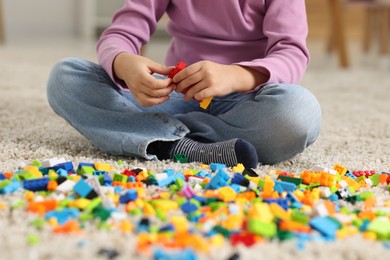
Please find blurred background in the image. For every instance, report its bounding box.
[0,0,389,70]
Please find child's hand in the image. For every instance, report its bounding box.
[172,61,268,101]
[113,52,174,107]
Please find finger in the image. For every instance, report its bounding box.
[136,92,170,107]
[175,71,203,94]
[147,60,175,75]
[172,63,201,83]
[140,83,175,98]
[183,80,208,101]
[143,75,172,90]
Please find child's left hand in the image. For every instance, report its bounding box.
[171,61,268,101]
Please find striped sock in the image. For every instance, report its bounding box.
[170,138,258,168]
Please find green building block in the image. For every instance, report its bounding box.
[278,175,302,185]
[277,230,294,241]
[93,206,111,221]
[213,225,231,237]
[173,154,188,163]
[112,173,128,183]
[0,179,11,190]
[367,219,390,240]
[18,171,35,181]
[85,197,102,213]
[369,174,380,186]
[291,210,309,225]
[26,234,39,246]
[360,191,375,201]
[117,160,124,165]
[155,208,167,221]
[297,184,308,191]
[247,218,277,238]
[31,160,42,167]
[31,218,45,230]
[77,166,95,175]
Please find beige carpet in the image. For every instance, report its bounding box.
[0,41,389,259]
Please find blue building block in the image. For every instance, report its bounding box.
[0,174,5,180]
[45,208,79,225]
[159,224,175,233]
[196,170,207,178]
[153,248,197,260]
[273,183,284,193]
[192,194,206,205]
[180,201,199,214]
[158,175,176,187]
[216,169,230,181]
[229,183,241,193]
[114,186,123,194]
[175,172,185,181]
[73,178,93,197]
[231,173,245,185]
[163,169,175,177]
[119,189,138,204]
[103,173,112,185]
[345,172,357,180]
[210,163,226,172]
[56,168,68,177]
[51,161,75,173]
[93,170,106,176]
[263,198,289,211]
[309,217,341,240]
[0,180,22,194]
[206,173,228,190]
[23,177,50,192]
[328,194,339,201]
[274,180,296,193]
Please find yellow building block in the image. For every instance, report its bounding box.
[170,216,189,233]
[334,164,348,176]
[218,186,237,202]
[248,203,274,223]
[232,163,245,173]
[269,203,290,221]
[24,166,43,178]
[70,198,90,209]
[94,162,113,172]
[199,97,213,109]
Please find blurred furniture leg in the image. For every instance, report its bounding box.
[362,7,376,53]
[328,0,350,68]
[379,7,389,55]
[0,0,4,44]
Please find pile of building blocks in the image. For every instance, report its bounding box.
[0,157,390,259]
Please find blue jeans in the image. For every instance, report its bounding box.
[47,58,321,165]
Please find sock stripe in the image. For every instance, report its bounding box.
[171,138,239,166]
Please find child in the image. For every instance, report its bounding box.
[47,0,321,169]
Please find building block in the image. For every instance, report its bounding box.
[247,218,277,238]
[23,177,50,192]
[73,178,93,198]
[119,189,138,204]
[41,157,67,168]
[210,163,226,172]
[309,217,341,239]
[173,154,188,163]
[169,61,213,109]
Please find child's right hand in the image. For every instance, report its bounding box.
[113,52,174,107]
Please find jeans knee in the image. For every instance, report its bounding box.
[253,84,321,164]
[47,58,77,104]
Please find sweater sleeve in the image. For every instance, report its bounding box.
[235,0,310,86]
[96,0,170,87]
